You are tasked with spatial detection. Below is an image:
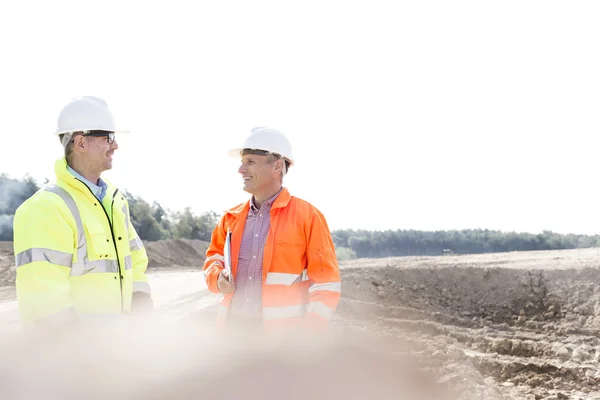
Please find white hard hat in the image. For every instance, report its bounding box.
[55,96,128,136]
[228,127,295,166]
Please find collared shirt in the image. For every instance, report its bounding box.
[229,187,283,320]
[67,165,108,201]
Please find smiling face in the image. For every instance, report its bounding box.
[84,134,118,172]
[69,132,119,176]
[238,151,284,197]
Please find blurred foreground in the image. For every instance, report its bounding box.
[0,315,457,400]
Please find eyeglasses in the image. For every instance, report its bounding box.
[83,130,115,144]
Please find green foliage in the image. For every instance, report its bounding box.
[123,191,172,241]
[123,192,220,242]
[335,246,357,261]
[171,208,219,242]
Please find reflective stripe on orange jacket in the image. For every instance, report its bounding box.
[203,187,341,333]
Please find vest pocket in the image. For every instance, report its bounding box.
[86,223,112,259]
[274,241,306,273]
[276,240,304,249]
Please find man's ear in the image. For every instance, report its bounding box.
[72,135,87,152]
[276,158,284,171]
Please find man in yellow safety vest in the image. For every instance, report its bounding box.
[13,96,152,331]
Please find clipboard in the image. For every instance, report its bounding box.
[224,229,233,283]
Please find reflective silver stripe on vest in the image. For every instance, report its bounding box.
[306,301,334,320]
[16,248,73,268]
[124,255,132,270]
[70,259,120,276]
[263,304,306,320]
[129,236,144,251]
[265,270,309,285]
[122,204,130,238]
[45,185,88,267]
[309,281,341,293]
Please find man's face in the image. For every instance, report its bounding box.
[84,133,119,172]
[238,153,279,194]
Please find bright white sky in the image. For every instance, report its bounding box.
[1,0,599,235]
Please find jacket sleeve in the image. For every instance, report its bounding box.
[14,198,77,327]
[203,215,227,294]
[126,202,150,295]
[303,208,342,331]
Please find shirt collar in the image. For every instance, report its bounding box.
[250,187,283,212]
[67,165,107,198]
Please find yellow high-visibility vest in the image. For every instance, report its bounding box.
[13,157,150,326]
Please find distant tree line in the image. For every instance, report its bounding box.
[123,191,219,242]
[331,229,600,259]
[3,175,600,260]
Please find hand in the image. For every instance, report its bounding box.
[131,292,154,314]
[217,269,235,294]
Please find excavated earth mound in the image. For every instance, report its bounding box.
[335,249,600,399]
[144,239,208,268]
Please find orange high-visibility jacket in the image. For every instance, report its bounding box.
[203,188,341,332]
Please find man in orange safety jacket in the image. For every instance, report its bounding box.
[202,127,341,334]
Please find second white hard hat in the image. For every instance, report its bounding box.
[228,127,295,166]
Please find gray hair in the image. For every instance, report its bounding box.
[59,132,83,164]
[266,153,289,179]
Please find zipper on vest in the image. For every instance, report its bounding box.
[110,188,123,313]
[76,180,124,313]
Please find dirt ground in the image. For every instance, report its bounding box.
[1,242,600,399]
[0,241,14,287]
[335,248,600,399]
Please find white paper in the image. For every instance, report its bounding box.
[224,229,233,282]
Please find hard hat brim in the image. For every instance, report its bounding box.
[227,147,243,158]
[228,147,294,166]
[55,129,130,136]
